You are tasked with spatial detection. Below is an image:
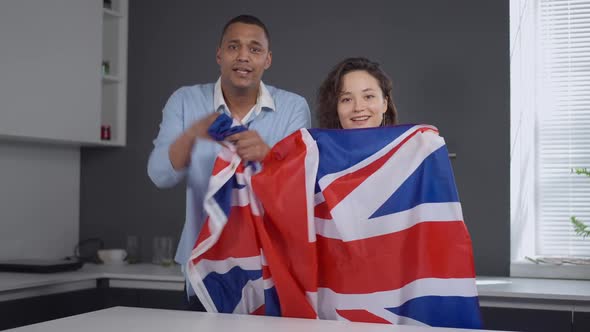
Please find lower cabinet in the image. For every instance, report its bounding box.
[480,307,573,332]
[0,289,103,330]
[0,287,191,331]
[102,287,187,310]
[136,289,188,310]
[573,311,590,332]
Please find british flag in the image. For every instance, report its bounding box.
[187,120,482,329]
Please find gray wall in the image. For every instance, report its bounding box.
[0,141,79,260]
[81,0,510,275]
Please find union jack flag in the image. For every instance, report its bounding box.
[187,121,482,329]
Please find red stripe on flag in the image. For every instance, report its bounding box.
[322,127,437,209]
[262,264,271,280]
[317,221,476,293]
[211,157,231,176]
[252,305,266,316]
[336,309,392,324]
[192,206,262,265]
[314,201,333,220]
[252,129,317,319]
[194,220,211,250]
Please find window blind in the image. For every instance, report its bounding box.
[537,0,590,256]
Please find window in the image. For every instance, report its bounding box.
[511,0,590,276]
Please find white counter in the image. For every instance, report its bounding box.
[0,263,183,301]
[477,276,590,301]
[477,276,590,311]
[5,306,508,332]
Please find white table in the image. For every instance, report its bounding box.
[3,266,590,330]
[5,306,508,332]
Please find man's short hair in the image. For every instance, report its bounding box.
[219,14,271,49]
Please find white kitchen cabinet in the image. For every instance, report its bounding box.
[0,0,128,146]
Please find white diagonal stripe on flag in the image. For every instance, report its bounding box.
[315,202,463,241]
[317,125,437,189]
[316,277,478,313]
[325,131,445,241]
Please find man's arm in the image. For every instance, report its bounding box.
[147,89,218,189]
[147,90,187,188]
[169,113,219,170]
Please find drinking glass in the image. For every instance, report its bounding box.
[152,236,174,266]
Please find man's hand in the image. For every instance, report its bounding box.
[227,130,271,162]
[169,113,220,170]
[188,113,220,140]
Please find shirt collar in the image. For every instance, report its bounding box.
[213,78,276,117]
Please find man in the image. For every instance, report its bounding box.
[147,14,311,310]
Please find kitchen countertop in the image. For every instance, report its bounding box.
[0,263,182,293]
[0,263,183,301]
[476,276,590,302]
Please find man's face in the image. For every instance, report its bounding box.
[217,22,272,92]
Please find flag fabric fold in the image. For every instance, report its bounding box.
[187,119,482,329]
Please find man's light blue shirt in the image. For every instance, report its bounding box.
[147,79,311,296]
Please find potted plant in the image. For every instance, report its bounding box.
[571,168,590,239]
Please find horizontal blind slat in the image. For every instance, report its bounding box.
[537,0,590,257]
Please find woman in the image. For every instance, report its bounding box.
[317,57,398,129]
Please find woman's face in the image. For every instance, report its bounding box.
[337,70,387,129]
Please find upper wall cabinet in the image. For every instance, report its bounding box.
[100,0,128,146]
[0,0,128,146]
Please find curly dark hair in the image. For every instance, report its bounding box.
[317,57,398,129]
